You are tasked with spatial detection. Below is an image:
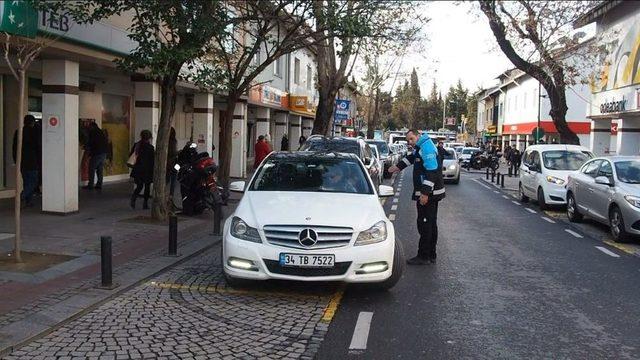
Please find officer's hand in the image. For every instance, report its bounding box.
[419,194,429,205]
[388,165,400,173]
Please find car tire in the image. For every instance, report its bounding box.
[566,192,583,223]
[537,187,548,211]
[452,173,460,184]
[374,240,404,291]
[609,206,630,243]
[519,183,529,203]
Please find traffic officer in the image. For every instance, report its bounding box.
[389,130,445,265]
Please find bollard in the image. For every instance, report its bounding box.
[486,168,489,180]
[98,236,117,289]
[491,171,495,183]
[508,166,512,177]
[168,215,178,256]
[496,172,501,186]
[501,174,505,188]
[213,202,223,236]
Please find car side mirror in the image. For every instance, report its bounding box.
[378,185,394,197]
[594,176,613,186]
[229,181,246,193]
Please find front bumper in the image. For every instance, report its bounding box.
[222,226,396,283]
[443,167,459,179]
[543,183,567,204]
[620,202,640,235]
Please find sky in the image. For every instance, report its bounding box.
[382,1,513,96]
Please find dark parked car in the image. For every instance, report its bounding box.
[366,139,397,178]
[300,136,382,188]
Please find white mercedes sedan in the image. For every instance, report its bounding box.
[222,152,403,290]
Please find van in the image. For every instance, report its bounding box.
[518,144,594,209]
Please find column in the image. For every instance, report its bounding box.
[302,118,313,138]
[515,134,522,151]
[42,60,79,214]
[289,115,302,150]
[255,107,271,141]
[274,110,288,151]
[231,101,247,178]
[590,119,612,156]
[501,136,507,150]
[616,117,640,156]
[134,81,160,145]
[193,93,214,155]
[525,135,530,149]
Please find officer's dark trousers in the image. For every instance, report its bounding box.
[416,200,439,259]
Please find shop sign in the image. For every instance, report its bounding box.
[334,99,350,123]
[262,85,286,107]
[600,98,626,114]
[611,120,619,135]
[0,1,38,38]
[445,117,456,126]
[290,96,308,111]
[486,125,497,134]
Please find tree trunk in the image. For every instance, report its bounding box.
[218,93,240,188]
[151,75,177,221]
[13,70,25,263]
[368,88,380,139]
[313,86,339,136]
[546,83,579,145]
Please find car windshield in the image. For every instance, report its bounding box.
[250,157,373,194]
[615,161,640,184]
[300,140,360,155]
[462,148,478,155]
[367,141,389,156]
[542,150,592,170]
[444,149,455,160]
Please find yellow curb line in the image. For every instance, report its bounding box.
[603,240,636,255]
[320,285,345,323]
[149,281,328,300]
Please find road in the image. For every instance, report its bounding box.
[4,170,640,359]
[319,170,640,359]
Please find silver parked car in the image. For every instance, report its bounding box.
[442,148,461,184]
[566,156,640,242]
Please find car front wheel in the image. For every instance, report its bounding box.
[519,183,529,203]
[610,206,630,243]
[566,193,583,222]
[537,187,548,210]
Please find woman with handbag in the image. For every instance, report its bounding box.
[129,130,155,209]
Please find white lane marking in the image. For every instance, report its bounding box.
[391,204,398,211]
[392,198,398,203]
[541,217,556,224]
[349,312,374,350]
[473,179,492,190]
[493,190,500,194]
[511,201,521,206]
[525,208,537,214]
[595,246,620,258]
[388,214,396,221]
[502,195,509,200]
[395,192,400,196]
[565,229,583,238]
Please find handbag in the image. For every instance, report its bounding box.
[127,144,138,168]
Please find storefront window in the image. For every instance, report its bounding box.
[101,94,131,176]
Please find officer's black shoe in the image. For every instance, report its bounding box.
[406,256,430,265]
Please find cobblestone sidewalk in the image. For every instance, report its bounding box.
[2,246,342,360]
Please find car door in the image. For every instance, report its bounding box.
[530,151,544,195]
[520,150,535,197]
[589,160,615,221]
[574,160,602,213]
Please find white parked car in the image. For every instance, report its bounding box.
[518,144,593,209]
[442,148,461,184]
[222,152,403,289]
[459,147,480,166]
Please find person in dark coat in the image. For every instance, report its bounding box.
[510,148,522,176]
[298,135,306,148]
[130,130,155,209]
[281,133,289,151]
[84,122,109,190]
[12,115,40,207]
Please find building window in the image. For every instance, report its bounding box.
[274,57,282,77]
[306,65,312,90]
[294,57,300,84]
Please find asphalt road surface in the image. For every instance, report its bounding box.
[319,170,640,359]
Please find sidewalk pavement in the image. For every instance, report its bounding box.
[0,180,240,355]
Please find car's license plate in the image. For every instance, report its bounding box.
[279,253,335,268]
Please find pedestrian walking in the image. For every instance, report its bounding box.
[389,130,445,265]
[281,133,289,151]
[254,135,271,169]
[299,135,306,148]
[84,122,109,190]
[129,130,155,210]
[510,148,522,176]
[12,115,40,207]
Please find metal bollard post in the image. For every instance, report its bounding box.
[501,174,505,188]
[491,171,495,183]
[98,236,117,289]
[213,203,223,236]
[496,172,501,186]
[168,215,178,256]
[508,166,512,177]
[486,168,489,180]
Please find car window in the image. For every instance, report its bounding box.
[363,144,373,160]
[541,150,592,170]
[367,141,389,156]
[581,160,602,177]
[250,158,373,194]
[368,145,379,159]
[522,150,532,166]
[443,149,455,160]
[597,161,613,178]
[615,160,640,184]
[531,151,541,168]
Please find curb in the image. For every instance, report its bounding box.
[0,235,222,356]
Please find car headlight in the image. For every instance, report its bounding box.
[355,221,387,246]
[448,164,456,170]
[546,175,565,185]
[624,195,640,209]
[230,217,261,243]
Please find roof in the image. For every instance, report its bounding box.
[269,151,359,161]
[595,155,640,161]
[574,0,624,28]
[523,144,591,152]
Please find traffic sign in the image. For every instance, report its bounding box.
[532,127,545,140]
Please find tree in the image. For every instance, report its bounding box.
[424,81,443,130]
[466,92,479,136]
[311,0,423,136]
[478,0,597,144]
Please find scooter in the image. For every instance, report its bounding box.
[174,142,226,216]
[467,151,500,171]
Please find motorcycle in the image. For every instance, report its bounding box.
[174,142,227,216]
[467,151,500,171]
